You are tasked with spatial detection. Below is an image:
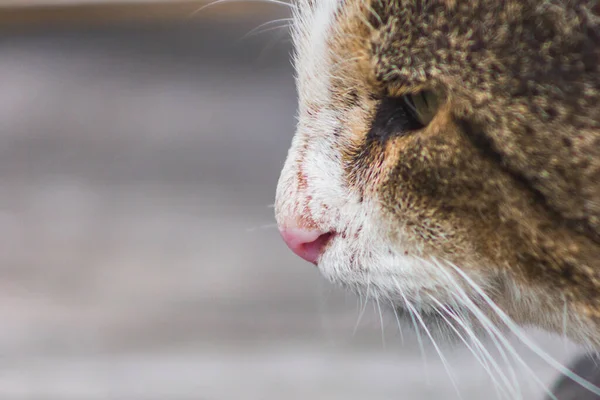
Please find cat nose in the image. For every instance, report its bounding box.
[279,227,333,265]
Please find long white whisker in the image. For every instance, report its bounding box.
[353,276,372,335]
[394,282,429,385]
[447,262,600,397]
[429,295,515,400]
[244,23,292,38]
[353,297,369,335]
[390,299,405,345]
[402,293,464,400]
[455,291,554,400]
[431,261,559,400]
[451,292,523,399]
[426,258,526,400]
[243,18,293,39]
[460,309,524,399]
[191,0,295,18]
[375,295,386,348]
[252,22,291,62]
[356,290,364,316]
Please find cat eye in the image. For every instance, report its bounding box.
[368,91,439,141]
[403,91,439,127]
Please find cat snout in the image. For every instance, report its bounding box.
[279,226,334,265]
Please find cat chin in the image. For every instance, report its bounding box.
[316,252,501,346]
[316,236,459,298]
[392,304,460,342]
[390,302,493,346]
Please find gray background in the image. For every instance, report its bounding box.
[0,16,582,399]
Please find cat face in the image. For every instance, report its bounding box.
[275,0,600,345]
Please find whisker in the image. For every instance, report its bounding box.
[434,311,506,400]
[389,299,405,345]
[356,288,365,314]
[243,17,293,39]
[432,261,560,400]
[353,277,372,336]
[244,23,292,38]
[429,294,516,400]
[426,258,525,399]
[453,302,523,400]
[375,295,386,348]
[190,0,295,18]
[403,293,464,400]
[447,261,600,397]
[453,296,524,399]
[456,292,553,399]
[394,280,430,385]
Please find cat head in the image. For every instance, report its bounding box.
[275,0,600,346]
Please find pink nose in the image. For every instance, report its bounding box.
[279,227,333,264]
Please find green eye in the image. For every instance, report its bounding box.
[403,91,440,127]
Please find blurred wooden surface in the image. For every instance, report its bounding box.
[0,1,287,27]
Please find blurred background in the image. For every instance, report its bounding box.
[0,1,585,399]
